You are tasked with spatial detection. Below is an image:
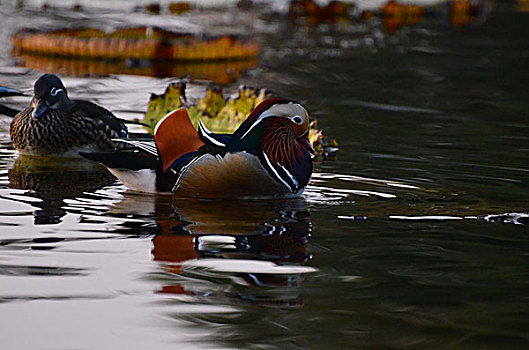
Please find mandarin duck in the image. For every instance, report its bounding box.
[81,98,314,199]
[9,74,142,156]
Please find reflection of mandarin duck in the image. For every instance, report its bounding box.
[111,194,311,264]
[151,199,311,297]
[82,98,315,198]
[144,197,311,262]
[10,74,142,156]
[110,193,313,303]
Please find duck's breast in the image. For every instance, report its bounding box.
[175,152,294,199]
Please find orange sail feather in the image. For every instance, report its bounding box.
[154,108,204,172]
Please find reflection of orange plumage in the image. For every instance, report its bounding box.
[151,233,197,294]
[152,234,198,264]
[159,285,189,294]
[151,227,198,294]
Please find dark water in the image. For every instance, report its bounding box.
[1,2,528,349]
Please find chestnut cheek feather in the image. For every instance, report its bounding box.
[259,120,301,168]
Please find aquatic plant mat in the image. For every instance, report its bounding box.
[143,82,339,160]
[12,27,259,61]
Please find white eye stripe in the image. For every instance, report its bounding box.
[50,87,63,96]
[291,115,304,125]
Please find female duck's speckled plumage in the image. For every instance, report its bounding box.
[10,74,128,156]
[11,100,124,156]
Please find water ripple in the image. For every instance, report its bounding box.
[387,213,529,225]
[347,99,444,114]
[181,258,317,275]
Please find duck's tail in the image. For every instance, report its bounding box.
[80,148,157,170]
[0,86,24,117]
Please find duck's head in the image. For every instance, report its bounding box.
[226,98,315,194]
[228,98,315,158]
[255,100,315,156]
[30,74,71,119]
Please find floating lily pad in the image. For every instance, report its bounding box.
[11,27,259,61]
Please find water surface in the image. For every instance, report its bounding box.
[0,2,528,349]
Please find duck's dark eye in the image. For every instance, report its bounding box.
[292,116,304,125]
[50,87,63,96]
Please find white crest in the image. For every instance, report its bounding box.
[239,102,308,141]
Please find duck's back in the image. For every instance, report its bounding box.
[10,100,124,156]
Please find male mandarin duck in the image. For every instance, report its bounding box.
[81,98,315,199]
[9,74,140,156]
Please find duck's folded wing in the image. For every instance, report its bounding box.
[80,148,158,170]
[73,100,129,137]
